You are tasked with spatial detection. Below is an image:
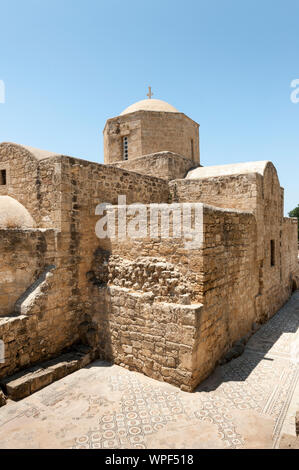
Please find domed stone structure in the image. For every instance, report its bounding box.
[103,93,200,169]
[0,195,35,229]
[120,98,179,115]
[0,101,298,398]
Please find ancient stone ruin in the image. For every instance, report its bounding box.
[0,97,298,398]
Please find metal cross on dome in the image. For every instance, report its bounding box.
[147,86,153,99]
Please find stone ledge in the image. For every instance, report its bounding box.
[0,345,94,401]
[108,151,198,181]
[0,313,28,327]
[279,433,299,449]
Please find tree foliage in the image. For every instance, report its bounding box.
[289,205,299,239]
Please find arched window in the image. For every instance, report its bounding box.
[123,137,128,160]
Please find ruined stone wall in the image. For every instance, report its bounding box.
[55,157,171,355]
[90,203,205,304]
[90,254,195,305]
[87,204,257,390]
[0,147,91,379]
[0,230,43,316]
[103,111,199,165]
[0,229,82,379]
[110,152,197,181]
[0,149,170,375]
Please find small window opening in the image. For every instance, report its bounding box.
[191,139,194,161]
[0,169,6,185]
[123,137,128,160]
[270,240,275,266]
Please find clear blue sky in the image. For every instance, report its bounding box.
[0,0,298,213]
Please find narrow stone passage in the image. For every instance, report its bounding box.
[0,291,298,449]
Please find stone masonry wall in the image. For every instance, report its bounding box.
[92,286,203,391]
[110,152,198,181]
[90,253,194,305]
[169,173,261,212]
[140,112,199,163]
[91,203,205,303]
[0,230,43,316]
[256,163,293,322]
[88,204,257,390]
[195,206,258,383]
[104,115,142,164]
[53,157,171,366]
[169,166,298,324]
[104,111,199,164]
[0,143,62,229]
[0,228,83,379]
[0,147,170,380]
[281,217,299,291]
[57,155,170,295]
[0,146,297,392]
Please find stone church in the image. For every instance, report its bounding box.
[0,94,298,398]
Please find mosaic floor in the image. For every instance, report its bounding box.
[0,292,298,449]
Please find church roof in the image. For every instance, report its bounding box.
[186,161,271,179]
[0,142,61,160]
[0,196,36,229]
[120,99,179,115]
[15,144,61,160]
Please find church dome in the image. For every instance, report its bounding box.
[120,99,179,116]
[0,196,36,229]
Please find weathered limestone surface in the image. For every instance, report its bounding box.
[87,203,260,390]
[104,110,199,164]
[109,151,198,180]
[0,145,171,384]
[0,228,83,379]
[0,390,6,407]
[170,164,299,322]
[0,290,298,449]
[92,286,203,391]
[0,143,62,229]
[0,346,93,401]
[0,107,298,393]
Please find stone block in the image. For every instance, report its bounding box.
[0,389,6,407]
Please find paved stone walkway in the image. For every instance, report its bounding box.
[0,292,298,449]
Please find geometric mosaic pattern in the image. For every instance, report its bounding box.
[72,292,299,449]
[0,292,298,449]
